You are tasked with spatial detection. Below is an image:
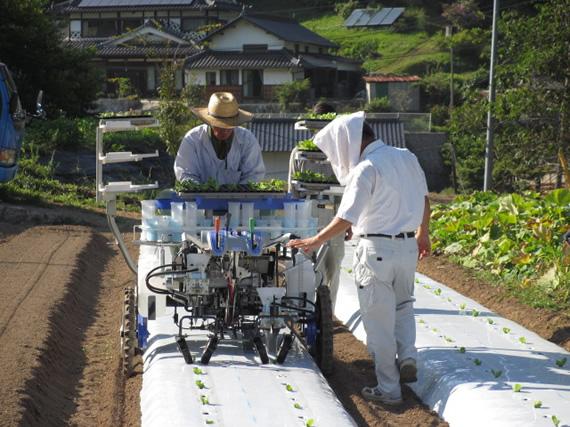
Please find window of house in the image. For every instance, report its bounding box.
[243,44,268,52]
[182,17,207,32]
[205,72,216,86]
[122,18,143,32]
[82,19,118,37]
[243,70,263,98]
[220,70,239,86]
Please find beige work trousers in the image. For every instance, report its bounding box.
[354,236,418,399]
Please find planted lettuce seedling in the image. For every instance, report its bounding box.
[460,303,466,310]
[306,419,315,427]
[444,336,454,343]
[503,327,511,334]
[552,415,560,427]
[487,318,495,325]
[294,403,302,409]
[533,400,542,408]
[286,384,294,392]
[194,367,203,375]
[206,420,214,425]
[555,357,567,368]
[434,288,442,296]
[196,380,206,389]
[512,383,522,392]
[519,337,527,344]
[200,395,209,405]
[474,359,482,366]
[458,347,466,353]
[471,309,480,317]
[491,369,502,378]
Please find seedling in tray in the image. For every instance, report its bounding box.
[176,178,286,193]
[555,357,567,368]
[296,138,320,152]
[292,170,338,184]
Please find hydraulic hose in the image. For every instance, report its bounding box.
[145,263,198,295]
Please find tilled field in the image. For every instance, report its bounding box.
[1,202,568,426]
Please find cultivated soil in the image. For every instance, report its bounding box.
[0,201,567,427]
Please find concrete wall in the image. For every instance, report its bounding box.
[264,69,293,85]
[405,132,450,192]
[262,152,291,180]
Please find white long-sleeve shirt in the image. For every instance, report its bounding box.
[174,124,265,184]
[336,141,428,235]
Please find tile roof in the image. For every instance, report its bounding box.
[65,37,198,58]
[59,0,241,12]
[364,74,421,83]
[203,13,338,49]
[185,49,302,69]
[247,117,405,152]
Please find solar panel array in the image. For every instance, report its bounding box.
[344,8,405,27]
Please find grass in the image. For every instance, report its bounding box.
[301,14,446,73]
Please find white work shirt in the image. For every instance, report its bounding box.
[174,124,265,184]
[336,141,428,235]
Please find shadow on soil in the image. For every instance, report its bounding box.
[17,232,115,426]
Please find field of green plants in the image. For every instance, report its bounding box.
[431,190,570,310]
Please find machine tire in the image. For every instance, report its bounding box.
[121,287,137,377]
[253,336,270,364]
[313,285,334,375]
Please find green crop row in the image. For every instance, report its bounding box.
[430,190,570,309]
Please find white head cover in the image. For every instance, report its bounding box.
[314,111,365,185]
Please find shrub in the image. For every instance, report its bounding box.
[430,104,450,126]
[275,79,311,112]
[364,97,391,112]
[340,40,380,62]
[442,0,485,29]
[393,8,427,33]
[107,77,138,99]
[335,0,359,19]
[23,117,97,154]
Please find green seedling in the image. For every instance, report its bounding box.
[346,268,353,274]
[471,309,480,317]
[419,319,425,324]
[193,367,203,375]
[286,384,294,392]
[206,420,214,425]
[423,284,431,290]
[555,357,567,368]
[200,395,209,405]
[460,303,466,310]
[503,327,511,334]
[306,419,315,427]
[512,383,522,392]
[196,380,206,389]
[533,400,542,408]
[552,415,560,427]
[458,347,466,354]
[431,328,439,333]
[491,369,502,378]
[447,297,453,302]
[474,359,482,366]
[434,288,442,296]
[294,403,303,409]
[487,318,495,325]
[444,336,454,343]
[415,278,420,283]
[519,337,527,344]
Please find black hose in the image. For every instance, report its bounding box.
[145,263,199,295]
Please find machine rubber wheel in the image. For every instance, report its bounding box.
[201,335,218,365]
[313,285,334,375]
[177,336,193,364]
[276,334,294,364]
[121,287,137,377]
[253,336,270,364]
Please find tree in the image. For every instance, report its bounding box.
[0,0,103,115]
[274,79,311,112]
[442,0,485,29]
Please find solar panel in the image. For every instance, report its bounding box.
[368,8,390,26]
[354,10,374,26]
[344,9,365,27]
[381,7,405,25]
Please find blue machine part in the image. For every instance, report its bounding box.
[0,64,24,183]
[195,195,301,211]
[207,230,265,256]
[304,318,317,348]
[137,314,149,350]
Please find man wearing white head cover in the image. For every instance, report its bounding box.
[288,111,431,406]
[174,92,265,184]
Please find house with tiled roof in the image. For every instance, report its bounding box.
[186,12,361,101]
[55,0,242,95]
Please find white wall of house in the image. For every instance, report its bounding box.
[262,152,291,180]
[209,21,285,51]
[264,70,293,85]
[186,70,209,85]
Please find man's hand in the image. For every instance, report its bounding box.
[345,226,353,241]
[287,236,322,252]
[416,231,431,260]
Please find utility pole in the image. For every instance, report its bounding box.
[484,0,499,191]
[446,25,454,109]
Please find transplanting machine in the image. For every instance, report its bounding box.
[95,116,336,377]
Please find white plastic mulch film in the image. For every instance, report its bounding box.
[336,241,570,427]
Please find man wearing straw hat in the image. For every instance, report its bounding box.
[174,92,265,184]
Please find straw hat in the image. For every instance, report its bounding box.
[191,92,253,129]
